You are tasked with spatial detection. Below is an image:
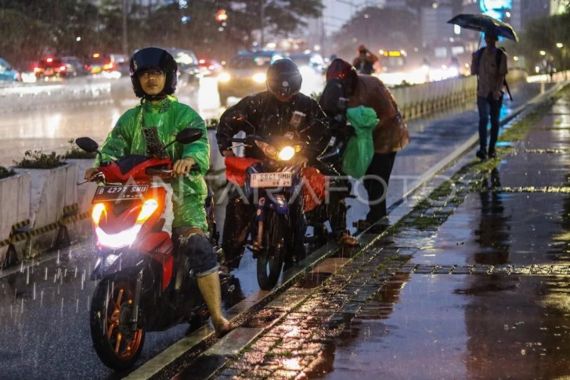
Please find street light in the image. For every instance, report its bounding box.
[539,50,546,56]
[556,42,564,49]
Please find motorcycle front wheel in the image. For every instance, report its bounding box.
[256,211,285,290]
[90,275,145,371]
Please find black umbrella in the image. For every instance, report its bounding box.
[448,13,519,42]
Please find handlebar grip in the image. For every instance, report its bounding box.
[146,168,173,177]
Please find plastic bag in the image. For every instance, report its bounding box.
[341,106,378,179]
[301,166,326,213]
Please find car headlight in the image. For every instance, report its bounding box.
[277,146,296,161]
[218,72,231,83]
[252,73,266,83]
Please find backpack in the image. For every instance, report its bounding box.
[471,47,512,100]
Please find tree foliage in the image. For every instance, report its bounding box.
[509,8,570,71]
[0,0,323,67]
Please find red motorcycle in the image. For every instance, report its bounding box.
[76,128,235,370]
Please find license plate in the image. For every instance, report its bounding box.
[93,185,149,201]
[250,172,293,188]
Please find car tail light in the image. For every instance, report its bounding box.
[59,65,67,72]
[103,62,114,71]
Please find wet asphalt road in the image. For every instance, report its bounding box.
[0,79,558,379]
[319,92,570,379]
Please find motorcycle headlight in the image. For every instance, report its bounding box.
[255,140,278,159]
[277,146,296,161]
[252,72,266,84]
[91,203,106,225]
[136,199,159,223]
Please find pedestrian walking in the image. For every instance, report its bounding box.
[353,45,378,75]
[471,31,508,160]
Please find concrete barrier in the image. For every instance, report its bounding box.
[0,173,31,267]
[12,163,78,258]
[393,76,478,121]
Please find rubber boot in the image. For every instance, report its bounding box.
[197,271,232,337]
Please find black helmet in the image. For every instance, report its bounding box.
[129,47,177,99]
[266,59,302,99]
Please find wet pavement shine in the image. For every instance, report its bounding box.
[316,90,570,379]
[209,88,570,379]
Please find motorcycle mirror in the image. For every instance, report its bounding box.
[76,137,99,153]
[175,128,203,145]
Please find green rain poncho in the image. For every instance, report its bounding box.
[95,95,210,231]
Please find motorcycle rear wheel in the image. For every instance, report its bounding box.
[90,276,145,371]
[257,211,285,290]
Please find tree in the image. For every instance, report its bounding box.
[512,9,570,72]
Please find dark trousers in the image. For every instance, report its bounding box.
[477,94,503,153]
[364,152,397,222]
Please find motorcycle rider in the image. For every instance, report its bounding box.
[84,47,232,337]
[216,58,357,270]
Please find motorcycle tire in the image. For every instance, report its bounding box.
[257,211,285,290]
[90,275,145,371]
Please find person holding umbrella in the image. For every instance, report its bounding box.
[447,14,517,160]
[471,31,508,160]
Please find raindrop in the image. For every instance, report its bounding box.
[56,250,60,265]
[64,268,68,278]
[60,297,64,317]
[74,267,78,278]
[20,298,24,314]
[20,261,24,273]
[81,270,86,290]
[26,266,30,285]
[33,283,36,300]
[86,295,90,311]
[45,267,48,281]
[68,248,73,260]
[53,273,57,283]
[76,298,79,314]
[40,290,44,306]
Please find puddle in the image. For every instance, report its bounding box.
[296,272,333,289]
[412,170,570,267]
[319,274,570,380]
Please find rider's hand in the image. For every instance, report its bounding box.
[84,168,99,181]
[222,149,235,157]
[173,157,196,176]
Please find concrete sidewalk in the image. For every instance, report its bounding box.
[197,86,570,379]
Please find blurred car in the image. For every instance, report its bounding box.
[35,56,67,79]
[217,50,285,106]
[61,56,89,77]
[86,53,128,77]
[288,52,325,75]
[169,48,201,85]
[0,58,19,82]
[198,58,223,77]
